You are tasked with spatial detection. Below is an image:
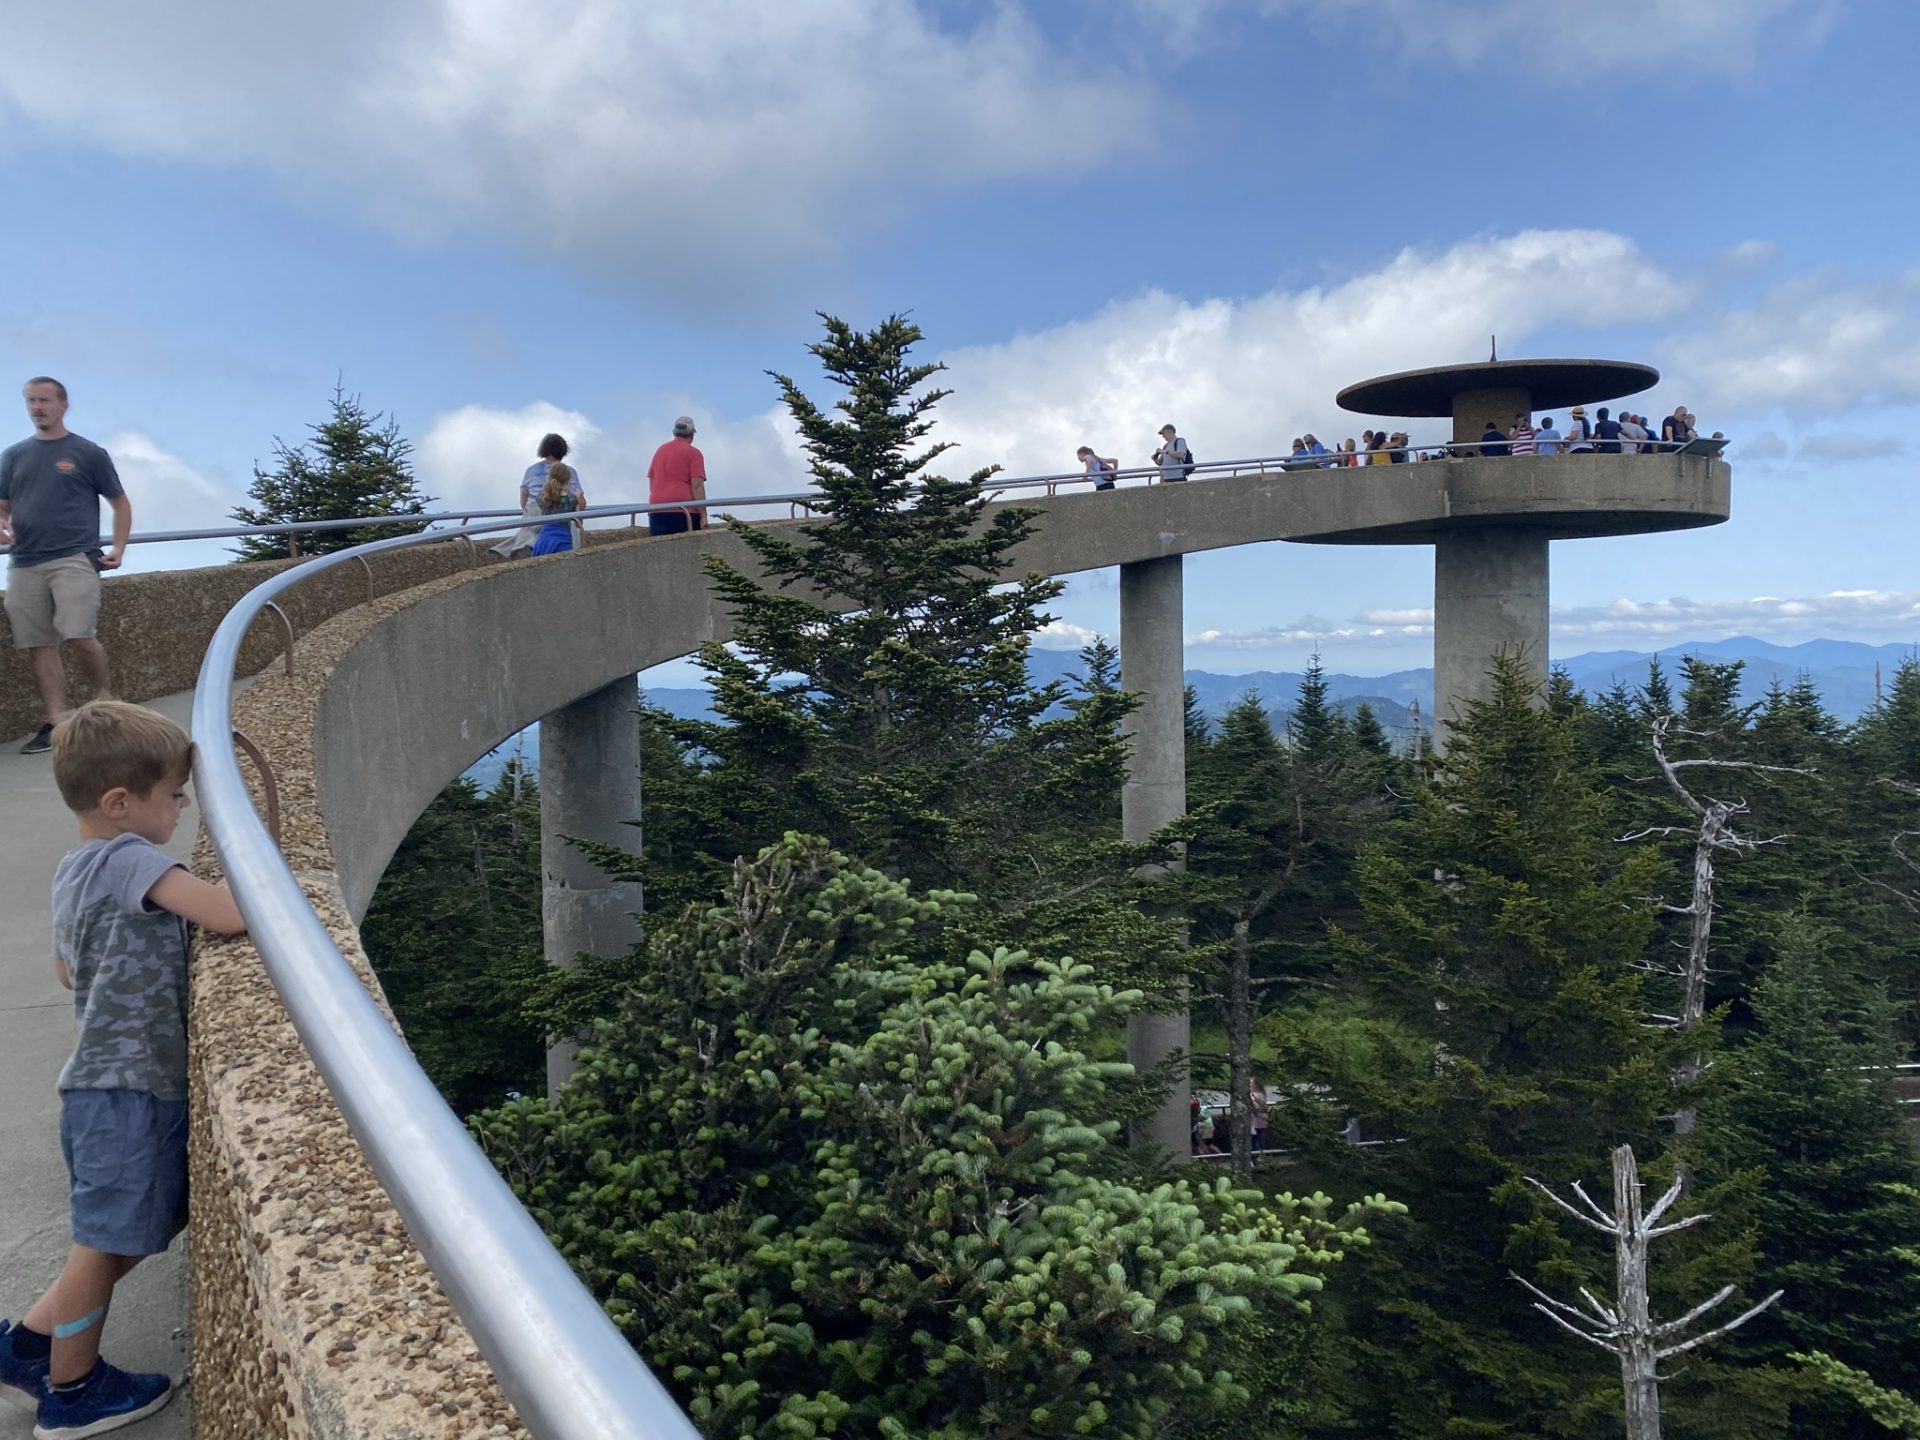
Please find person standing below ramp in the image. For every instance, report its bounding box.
[647,416,708,536]
[1,378,132,755]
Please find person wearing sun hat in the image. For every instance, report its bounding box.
[1566,404,1595,453]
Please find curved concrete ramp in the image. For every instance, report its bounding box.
[319,452,1728,918]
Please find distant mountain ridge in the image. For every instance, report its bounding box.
[464,636,1920,781]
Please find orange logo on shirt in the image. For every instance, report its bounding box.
[55,459,76,472]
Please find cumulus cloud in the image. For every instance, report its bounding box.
[1661,268,1920,416]
[1033,619,1105,652]
[109,431,249,573]
[414,398,809,528]
[1137,0,1839,76]
[929,229,1685,479]
[0,1,1150,301]
[1190,587,1920,652]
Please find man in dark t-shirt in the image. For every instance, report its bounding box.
[1479,422,1509,458]
[0,378,131,753]
[1592,406,1624,455]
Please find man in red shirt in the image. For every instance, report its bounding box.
[646,416,708,536]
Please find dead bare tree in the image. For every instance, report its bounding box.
[1515,1144,1783,1440]
[1857,776,1920,913]
[1619,716,1813,1140]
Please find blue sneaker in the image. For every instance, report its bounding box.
[0,1319,50,1412]
[33,1359,172,1438]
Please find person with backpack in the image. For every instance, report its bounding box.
[1076,445,1119,491]
[1153,424,1194,482]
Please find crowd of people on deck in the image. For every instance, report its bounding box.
[1074,404,1714,487]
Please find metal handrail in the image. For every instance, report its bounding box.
[4,435,1725,558]
[188,501,852,1440]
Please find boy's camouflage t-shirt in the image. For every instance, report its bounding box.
[52,833,190,1100]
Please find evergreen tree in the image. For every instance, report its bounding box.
[1698,918,1920,1437]
[1179,680,1391,1170]
[231,383,431,560]
[1349,700,1392,758]
[473,835,1395,1440]
[635,314,1179,995]
[1288,654,1348,756]
[360,764,546,1110]
[1276,654,1678,1438]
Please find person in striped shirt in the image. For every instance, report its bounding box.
[1509,413,1537,457]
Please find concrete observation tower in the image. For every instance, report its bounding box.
[1326,357,1728,747]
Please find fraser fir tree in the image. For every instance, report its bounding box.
[638,315,1178,992]
[1276,654,1679,1438]
[473,835,1395,1440]
[360,763,546,1110]
[231,382,431,560]
[1698,918,1920,1437]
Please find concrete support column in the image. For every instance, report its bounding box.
[541,677,644,1095]
[1432,528,1549,750]
[1119,555,1190,1155]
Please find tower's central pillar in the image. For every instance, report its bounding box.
[1119,554,1190,1155]
[1432,528,1549,749]
[540,676,644,1095]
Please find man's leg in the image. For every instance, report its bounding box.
[21,1245,141,1384]
[25,646,69,725]
[66,638,113,703]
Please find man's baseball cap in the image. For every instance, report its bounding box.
[1158,423,1177,435]
[673,416,696,436]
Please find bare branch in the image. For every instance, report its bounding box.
[1641,1176,1693,1230]
[1646,1211,1713,1240]
[1530,1301,1624,1354]
[1651,1284,1735,1339]
[1511,1273,1611,1328]
[1655,1292,1784,1361]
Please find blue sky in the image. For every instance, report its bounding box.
[2,0,1915,682]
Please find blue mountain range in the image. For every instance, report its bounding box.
[465,636,1920,783]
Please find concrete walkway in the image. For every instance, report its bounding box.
[1,693,196,1439]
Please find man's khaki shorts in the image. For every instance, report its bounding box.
[4,554,102,649]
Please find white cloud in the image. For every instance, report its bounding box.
[1553,588,1920,641]
[109,431,249,573]
[414,398,809,529]
[1140,0,1839,76]
[928,229,1686,480]
[1190,587,1920,652]
[1033,619,1104,652]
[1661,268,1920,416]
[0,1,1151,300]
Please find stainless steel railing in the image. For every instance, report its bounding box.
[189,499,827,1440]
[5,434,1728,559]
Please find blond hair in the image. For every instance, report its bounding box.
[539,461,574,514]
[51,701,194,814]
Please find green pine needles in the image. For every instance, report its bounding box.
[473,835,1393,1439]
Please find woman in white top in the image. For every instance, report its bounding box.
[1565,406,1595,454]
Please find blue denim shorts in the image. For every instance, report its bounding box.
[60,1089,189,1257]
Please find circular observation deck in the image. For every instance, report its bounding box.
[1337,357,1660,444]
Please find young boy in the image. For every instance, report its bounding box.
[0,701,245,1437]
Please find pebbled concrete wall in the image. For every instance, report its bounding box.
[0,540,500,743]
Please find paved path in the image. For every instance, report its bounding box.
[2,694,197,1439]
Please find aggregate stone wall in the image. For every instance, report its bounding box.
[187,564,555,1439]
[0,538,494,742]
